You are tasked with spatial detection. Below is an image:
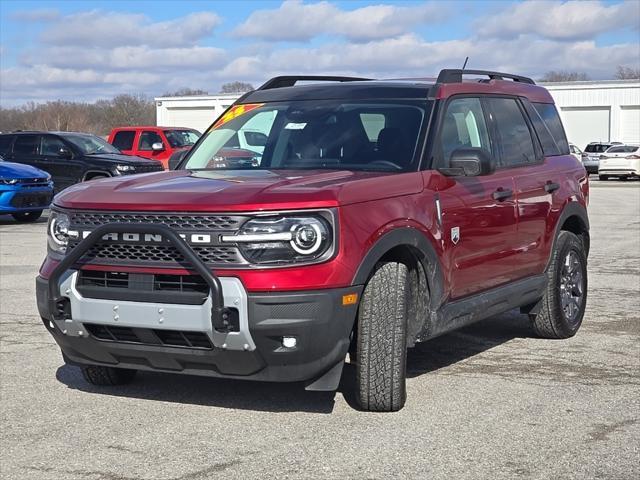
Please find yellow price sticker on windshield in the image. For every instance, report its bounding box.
[211,103,264,130]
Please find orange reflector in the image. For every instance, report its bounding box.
[342,293,358,306]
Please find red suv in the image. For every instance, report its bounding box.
[37,70,589,411]
[108,126,201,169]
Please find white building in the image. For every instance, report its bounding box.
[543,80,640,150]
[155,80,640,150]
[155,93,242,133]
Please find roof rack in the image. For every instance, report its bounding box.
[257,75,371,90]
[436,69,535,85]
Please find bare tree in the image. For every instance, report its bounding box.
[220,81,254,93]
[162,88,209,97]
[614,65,640,80]
[540,71,590,82]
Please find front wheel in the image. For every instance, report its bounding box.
[532,231,587,339]
[355,262,409,412]
[11,210,42,222]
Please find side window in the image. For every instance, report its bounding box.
[13,135,39,155]
[0,135,15,155]
[533,103,569,155]
[486,98,537,167]
[439,97,491,165]
[112,131,135,150]
[41,136,67,156]
[138,131,163,151]
[523,101,560,156]
[360,113,386,142]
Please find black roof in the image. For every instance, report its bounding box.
[242,81,434,103]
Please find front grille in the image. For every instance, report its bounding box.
[10,192,52,208]
[127,164,164,174]
[70,212,244,230]
[85,324,213,349]
[78,270,210,295]
[69,242,243,266]
[67,210,248,268]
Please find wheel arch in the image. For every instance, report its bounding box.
[351,228,444,346]
[82,170,112,182]
[556,201,590,257]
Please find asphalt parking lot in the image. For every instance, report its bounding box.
[1,179,639,480]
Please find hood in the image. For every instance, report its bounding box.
[84,153,159,165]
[0,161,49,179]
[54,169,423,211]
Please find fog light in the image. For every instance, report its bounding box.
[282,336,297,348]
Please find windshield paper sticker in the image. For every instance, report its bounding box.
[284,122,307,130]
[211,103,264,130]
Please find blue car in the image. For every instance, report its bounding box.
[0,154,54,222]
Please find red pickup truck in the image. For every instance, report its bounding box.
[108,126,200,169]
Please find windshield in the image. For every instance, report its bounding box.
[183,100,428,172]
[164,129,201,148]
[63,134,121,155]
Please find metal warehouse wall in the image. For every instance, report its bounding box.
[155,94,242,133]
[155,81,640,151]
[543,80,640,150]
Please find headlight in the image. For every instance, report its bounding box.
[222,215,333,265]
[47,211,71,254]
[116,165,135,172]
[0,178,19,185]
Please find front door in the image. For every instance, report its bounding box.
[432,96,520,300]
[40,135,84,192]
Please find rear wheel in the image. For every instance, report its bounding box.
[355,262,409,412]
[11,210,42,222]
[532,231,587,339]
[81,365,137,386]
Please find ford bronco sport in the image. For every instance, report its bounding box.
[36,70,590,412]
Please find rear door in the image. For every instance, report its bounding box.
[433,96,520,299]
[491,98,562,278]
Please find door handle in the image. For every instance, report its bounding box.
[492,188,513,201]
[544,182,560,193]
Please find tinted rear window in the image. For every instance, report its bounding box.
[606,145,638,153]
[533,103,569,155]
[0,135,14,155]
[13,135,39,155]
[112,131,135,150]
[585,144,611,153]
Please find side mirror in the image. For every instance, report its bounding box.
[244,131,268,147]
[151,142,164,151]
[58,147,72,159]
[439,148,494,177]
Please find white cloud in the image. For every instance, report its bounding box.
[41,10,221,48]
[233,0,448,41]
[10,8,59,22]
[477,0,640,41]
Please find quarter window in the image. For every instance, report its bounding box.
[0,135,14,155]
[486,98,537,167]
[533,103,569,155]
[439,97,492,165]
[112,131,135,150]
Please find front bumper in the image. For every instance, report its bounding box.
[0,186,53,213]
[36,275,361,383]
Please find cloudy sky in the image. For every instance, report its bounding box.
[0,0,638,105]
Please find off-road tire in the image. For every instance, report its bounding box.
[81,365,137,386]
[532,231,587,339]
[598,175,608,181]
[11,210,42,222]
[355,262,409,412]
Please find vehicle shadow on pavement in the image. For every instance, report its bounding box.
[55,364,338,414]
[337,310,534,409]
[55,311,533,413]
[0,215,48,226]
